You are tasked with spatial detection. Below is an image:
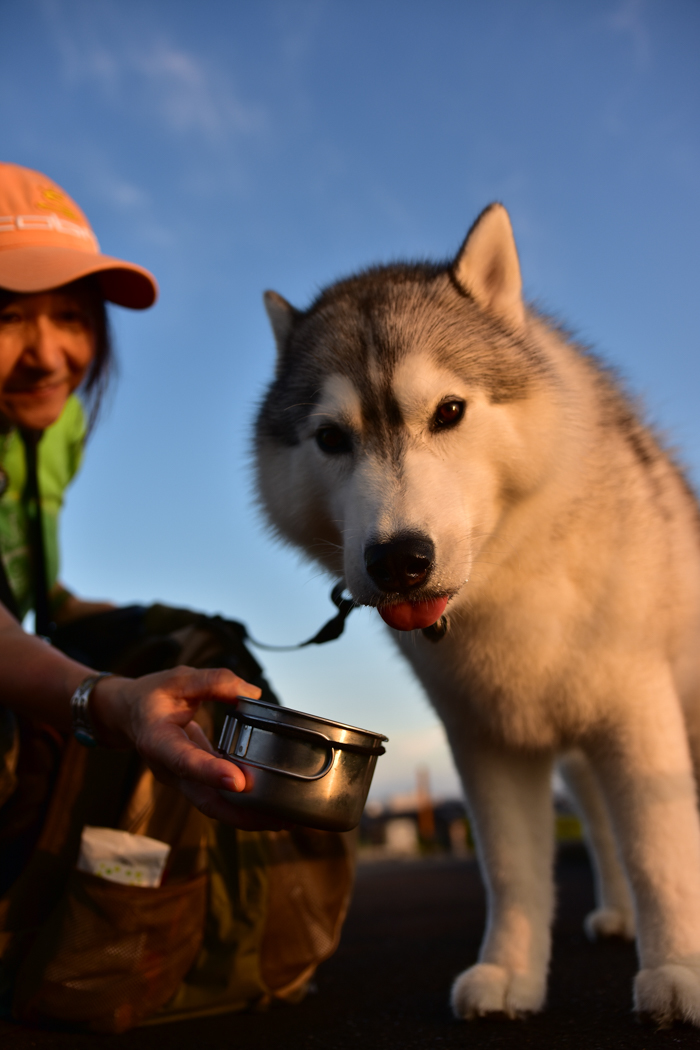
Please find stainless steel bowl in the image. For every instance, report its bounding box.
[217,698,388,832]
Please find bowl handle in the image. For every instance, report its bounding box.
[217,714,336,782]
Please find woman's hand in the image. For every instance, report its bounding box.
[92,667,288,829]
[0,602,287,830]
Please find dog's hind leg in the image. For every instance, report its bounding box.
[557,749,635,940]
[449,739,554,1019]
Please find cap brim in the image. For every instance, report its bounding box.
[0,246,158,309]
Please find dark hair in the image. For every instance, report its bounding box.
[75,275,116,432]
[0,274,115,434]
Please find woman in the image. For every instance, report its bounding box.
[0,161,265,827]
[0,165,351,1032]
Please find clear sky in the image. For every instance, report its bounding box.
[3,0,699,799]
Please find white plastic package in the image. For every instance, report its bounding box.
[76,825,171,887]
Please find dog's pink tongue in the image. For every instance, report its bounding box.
[379,596,449,631]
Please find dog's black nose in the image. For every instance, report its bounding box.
[364,535,435,592]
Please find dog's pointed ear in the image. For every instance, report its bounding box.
[264,290,297,353]
[453,204,525,330]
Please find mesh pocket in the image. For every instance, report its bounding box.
[13,869,207,1033]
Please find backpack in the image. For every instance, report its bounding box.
[0,606,355,1032]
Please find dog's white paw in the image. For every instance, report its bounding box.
[451,963,545,1020]
[584,906,635,941]
[635,960,700,1027]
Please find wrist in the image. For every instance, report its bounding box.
[84,674,133,749]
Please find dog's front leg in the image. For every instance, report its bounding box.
[591,668,700,1027]
[449,738,554,1019]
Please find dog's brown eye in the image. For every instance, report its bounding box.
[316,426,352,454]
[432,399,466,430]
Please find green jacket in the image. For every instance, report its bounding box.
[0,396,85,618]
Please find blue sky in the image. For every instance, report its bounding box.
[3,0,699,799]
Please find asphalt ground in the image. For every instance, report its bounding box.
[2,843,699,1049]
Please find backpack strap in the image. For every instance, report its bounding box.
[0,552,21,622]
[18,429,52,637]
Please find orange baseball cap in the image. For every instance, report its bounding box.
[0,162,157,309]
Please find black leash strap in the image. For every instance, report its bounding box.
[19,429,52,638]
[245,581,356,652]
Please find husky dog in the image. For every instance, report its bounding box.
[254,204,700,1026]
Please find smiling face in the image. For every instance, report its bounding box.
[0,286,97,431]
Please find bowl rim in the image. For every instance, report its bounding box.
[233,696,388,743]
